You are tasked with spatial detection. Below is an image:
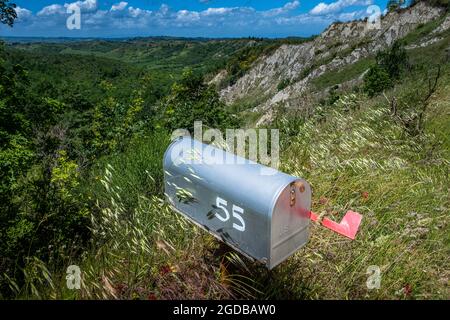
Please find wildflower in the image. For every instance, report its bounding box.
[148,293,157,300]
[160,265,172,276]
[404,284,412,297]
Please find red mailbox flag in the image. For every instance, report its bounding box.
[309,210,362,240]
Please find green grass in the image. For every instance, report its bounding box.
[89,72,447,299]
[275,87,449,298]
[402,13,449,46]
[311,57,375,91]
[229,90,271,114]
[82,131,170,211]
[424,69,450,158]
[408,28,450,66]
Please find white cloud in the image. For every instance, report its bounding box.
[276,13,328,25]
[159,4,170,16]
[176,10,200,23]
[69,0,97,12]
[37,4,65,16]
[37,0,97,16]
[263,1,301,17]
[15,6,33,20]
[111,2,128,12]
[338,10,365,20]
[84,10,107,26]
[128,6,151,18]
[286,1,301,10]
[202,8,233,16]
[310,0,372,15]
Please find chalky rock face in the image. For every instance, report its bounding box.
[163,136,311,269]
[218,3,446,125]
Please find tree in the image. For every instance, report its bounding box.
[363,65,392,97]
[158,68,239,133]
[363,41,409,97]
[0,0,17,27]
[376,40,409,80]
[387,0,405,11]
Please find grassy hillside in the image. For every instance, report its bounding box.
[277,74,449,299]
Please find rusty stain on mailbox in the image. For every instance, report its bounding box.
[163,136,311,269]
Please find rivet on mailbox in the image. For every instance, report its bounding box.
[163,136,311,269]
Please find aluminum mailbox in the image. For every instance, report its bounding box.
[163,136,311,269]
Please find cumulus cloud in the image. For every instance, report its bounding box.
[310,0,372,15]
[37,4,65,16]
[202,7,233,16]
[128,6,151,18]
[263,1,300,17]
[111,2,128,12]
[68,0,97,12]
[15,6,33,19]
[6,1,374,38]
[176,10,200,24]
[37,0,97,16]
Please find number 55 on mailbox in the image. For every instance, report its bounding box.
[163,136,311,269]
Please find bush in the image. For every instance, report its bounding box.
[376,41,409,80]
[363,65,392,97]
[363,41,409,97]
[277,79,291,91]
[158,69,239,133]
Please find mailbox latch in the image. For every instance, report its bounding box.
[290,181,306,207]
[290,184,296,207]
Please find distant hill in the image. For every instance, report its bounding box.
[215,2,450,125]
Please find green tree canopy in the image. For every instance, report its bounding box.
[158,68,239,133]
[0,0,17,27]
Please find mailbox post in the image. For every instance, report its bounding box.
[163,136,311,269]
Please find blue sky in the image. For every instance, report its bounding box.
[1,0,390,38]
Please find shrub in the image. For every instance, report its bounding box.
[376,41,409,80]
[158,69,239,133]
[363,65,392,97]
[277,79,291,91]
[363,41,409,97]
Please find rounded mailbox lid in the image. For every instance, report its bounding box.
[164,136,302,217]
